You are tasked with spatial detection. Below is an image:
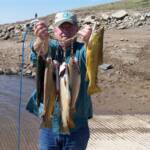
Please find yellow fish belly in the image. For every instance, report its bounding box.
[86,27,104,95]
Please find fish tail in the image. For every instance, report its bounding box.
[60,119,70,133]
[70,107,76,113]
[61,126,70,133]
[87,85,101,95]
[40,118,52,128]
[67,116,75,129]
[60,116,75,133]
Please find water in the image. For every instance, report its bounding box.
[0,75,39,150]
[0,75,35,114]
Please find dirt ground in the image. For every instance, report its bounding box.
[0,25,150,115]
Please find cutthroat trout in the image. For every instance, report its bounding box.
[86,26,104,95]
[40,57,56,128]
[68,57,81,112]
[59,62,75,133]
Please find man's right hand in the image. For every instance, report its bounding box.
[33,21,49,55]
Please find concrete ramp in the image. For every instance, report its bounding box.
[87,115,150,150]
[1,114,150,150]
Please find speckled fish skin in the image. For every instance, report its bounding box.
[86,27,104,95]
[40,57,56,128]
[59,63,75,133]
[68,57,81,112]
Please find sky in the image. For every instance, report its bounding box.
[0,0,116,24]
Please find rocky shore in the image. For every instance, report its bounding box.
[0,9,150,77]
[0,5,150,114]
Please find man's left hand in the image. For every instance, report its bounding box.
[77,25,92,44]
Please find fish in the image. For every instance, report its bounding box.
[59,62,75,133]
[40,57,56,128]
[36,55,45,107]
[86,26,104,95]
[68,56,81,112]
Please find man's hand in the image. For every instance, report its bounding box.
[77,25,92,44]
[33,21,49,55]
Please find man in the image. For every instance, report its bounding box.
[26,11,92,150]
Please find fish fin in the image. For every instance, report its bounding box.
[60,122,70,133]
[40,119,52,128]
[60,116,75,133]
[67,116,75,129]
[70,108,76,113]
[87,85,101,95]
[61,126,70,133]
[85,72,89,81]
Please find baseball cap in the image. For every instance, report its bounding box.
[54,11,77,27]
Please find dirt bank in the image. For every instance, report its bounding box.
[0,25,150,114]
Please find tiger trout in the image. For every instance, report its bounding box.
[68,57,81,112]
[40,57,56,128]
[59,62,75,133]
[86,26,104,95]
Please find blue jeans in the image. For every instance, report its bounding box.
[39,126,90,150]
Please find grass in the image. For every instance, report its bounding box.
[80,0,150,11]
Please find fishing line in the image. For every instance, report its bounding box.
[17,19,91,149]
[17,19,38,150]
[17,29,27,150]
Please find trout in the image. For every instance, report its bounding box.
[68,57,81,112]
[36,38,49,106]
[86,26,104,95]
[36,55,45,107]
[40,57,56,128]
[59,62,75,133]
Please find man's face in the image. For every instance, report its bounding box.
[53,22,78,41]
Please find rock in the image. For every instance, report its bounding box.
[2,32,10,40]
[4,68,12,75]
[116,20,122,24]
[31,71,36,78]
[145,12,150,18]
[120,38,125,41]
[117,24,128,29]
[84,15,95,24]
[8,26,15,32]
[133,12,141,17]
[10,68,18,75]
[140,15,146,21]
[111,10,128,20]
[25,69,32,76]
[114,45,118,48]
[91,15,96,19]
[3,28,7,33]
[101,13,110,20]
[100,64,113,70]
[0,33,5,38]
[136,22,143,27]
[4,68,18,75]
[0,68,4,74]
